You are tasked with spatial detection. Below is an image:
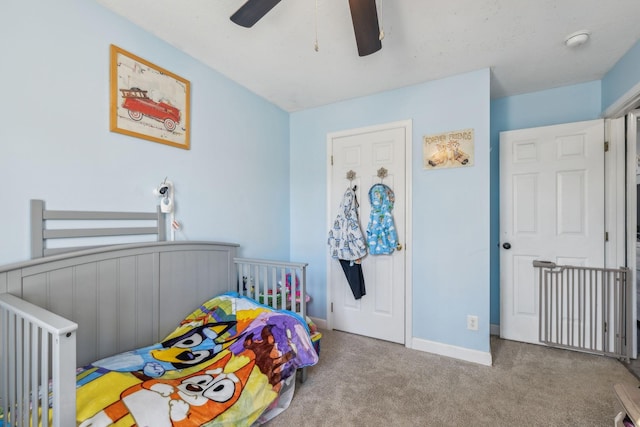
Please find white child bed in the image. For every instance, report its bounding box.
[0,200,316,426]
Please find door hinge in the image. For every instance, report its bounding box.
[331,155,334,166]
[605,231,609,242]
[331,302,333,313]
[604,141,609,152]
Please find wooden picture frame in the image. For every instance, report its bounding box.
[110,45,190,150]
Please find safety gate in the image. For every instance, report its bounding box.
[533,261,632,361]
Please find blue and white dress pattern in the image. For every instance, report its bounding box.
[328,188,368,261]
[366,183,398,255]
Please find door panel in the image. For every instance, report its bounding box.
[513,255,537,316]
[329,124,407,343]
[500,119,605,344]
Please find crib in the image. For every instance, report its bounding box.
[0,201,313,426]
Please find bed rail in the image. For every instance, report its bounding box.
[0,293,77,427]
[30,199,165,258]
[234,258,308,320]
[533,260,632,361]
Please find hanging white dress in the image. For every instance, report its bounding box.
[328,187,367,261]
[328,187,367,299]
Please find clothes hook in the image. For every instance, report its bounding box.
[346,170,358,190]
[377,167,388,182]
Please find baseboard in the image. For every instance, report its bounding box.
[313,319,493,366]
[310,316,328,330]
[410,337,493,366]
[490,323,500,336]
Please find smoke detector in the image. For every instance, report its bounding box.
[565,30,590,48]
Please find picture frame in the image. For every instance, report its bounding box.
[423,128,474,170]
[110,44,190,150]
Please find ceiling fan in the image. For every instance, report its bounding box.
[230,0,382,57]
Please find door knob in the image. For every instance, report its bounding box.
[396,243,403,251]
[502,243,511,250]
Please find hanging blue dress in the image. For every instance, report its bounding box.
[366,183,398,255]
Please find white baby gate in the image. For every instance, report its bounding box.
[0,293,77,427]
[533,261,633,361]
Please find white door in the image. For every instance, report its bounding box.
[500,119,605,344]
[328,123,408,344]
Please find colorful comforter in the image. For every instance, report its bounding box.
[75,292,319,426]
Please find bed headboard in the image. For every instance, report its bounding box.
[30,199,166,259]
[0,241,239,367]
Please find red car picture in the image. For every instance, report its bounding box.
[119,88,181,132]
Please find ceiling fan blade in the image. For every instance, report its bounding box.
[230,0,282,28]
[348,0,382,56]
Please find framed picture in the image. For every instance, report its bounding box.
[423,128,474,170]
[110,44,190,149]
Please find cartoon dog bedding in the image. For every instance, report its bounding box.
[75,292,319,426]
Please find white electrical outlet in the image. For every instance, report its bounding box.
[467,315,479,331]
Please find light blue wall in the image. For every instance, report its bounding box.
[488,82,602,326]
[291,69,492,352]
[4,0,492,356]
[602,39,640,112]
[9,0,638,356]
[0,0,291,265]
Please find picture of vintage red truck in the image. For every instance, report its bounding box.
[119,87,181,132]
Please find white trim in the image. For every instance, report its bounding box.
[325,135,334,331]
[604,116,637,360]
[325,119,413,345]
[411,336,493,366]
[605,117,626,271]
[309,316,327,330]
[626,111,639,360]
[602,80,640,119]
[404,120,414,346]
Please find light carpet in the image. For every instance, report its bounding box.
[268,329,638,426]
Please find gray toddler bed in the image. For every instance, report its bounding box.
[0,200,309,426]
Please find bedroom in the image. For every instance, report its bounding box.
[3,1,640,423]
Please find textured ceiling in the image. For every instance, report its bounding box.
[97,0,640,112]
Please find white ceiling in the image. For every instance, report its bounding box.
[97,0,640,112]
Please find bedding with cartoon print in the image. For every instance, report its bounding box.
[75,292,319,426]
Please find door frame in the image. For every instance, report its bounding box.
[325,119,413,346]
[626,111,638,360]
[607,111,638,359]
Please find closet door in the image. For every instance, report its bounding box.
[328,122,408,344]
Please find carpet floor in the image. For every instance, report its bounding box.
[268,329,638,426]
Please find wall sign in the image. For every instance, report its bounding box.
[423,128,474,170]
